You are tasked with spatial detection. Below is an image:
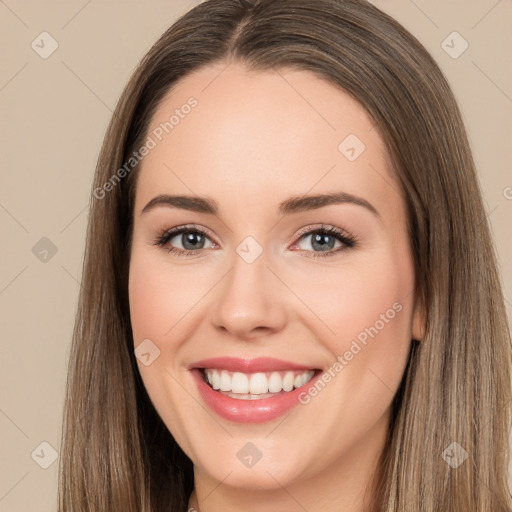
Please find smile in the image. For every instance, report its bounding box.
[189,357,322,423]
[201,369,316,399]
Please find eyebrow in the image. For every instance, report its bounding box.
[140,191,380,218]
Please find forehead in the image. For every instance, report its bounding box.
[135,62,401,219]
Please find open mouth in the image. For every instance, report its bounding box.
[199,368,321,400]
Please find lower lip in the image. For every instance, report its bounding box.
[190,369,322,423]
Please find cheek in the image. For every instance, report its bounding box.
[276,249,415,469]
[128,251,203,451]
[128,249,211,344]
[129,268,169,345]
[336,255,415,415]
[290,243,415,390]
[329,264,412,352]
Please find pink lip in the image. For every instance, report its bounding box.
[188,357,322,424]
[188,356,316,373]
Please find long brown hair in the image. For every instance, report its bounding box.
[58,0,512,510]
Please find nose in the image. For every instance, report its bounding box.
[210,248,288,341]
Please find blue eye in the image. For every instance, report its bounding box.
[291,225,357,258]
[152,225,215,257]
[169,230,213,251]
[152,223,357,258]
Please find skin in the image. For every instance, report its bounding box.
[128,62,424,512]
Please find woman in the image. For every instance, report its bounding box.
[58,0,512,510]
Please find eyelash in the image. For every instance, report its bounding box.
[151,223,358,259]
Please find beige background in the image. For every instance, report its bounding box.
[0,1,511,510]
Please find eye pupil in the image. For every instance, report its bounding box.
[182,231,205,250]
[312,233,335,251]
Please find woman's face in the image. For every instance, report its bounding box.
[129,63,423,496]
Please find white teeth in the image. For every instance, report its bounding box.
[282,372,294,392]
[211,371,220,390]
[203,368,315,396]
[231,372,249,394]
[268,372,282,393]
[249,373,269,394]
[219,371,231,391]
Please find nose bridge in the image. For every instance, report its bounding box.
[210,238,287,338]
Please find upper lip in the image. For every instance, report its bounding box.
[188,357,318,373]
